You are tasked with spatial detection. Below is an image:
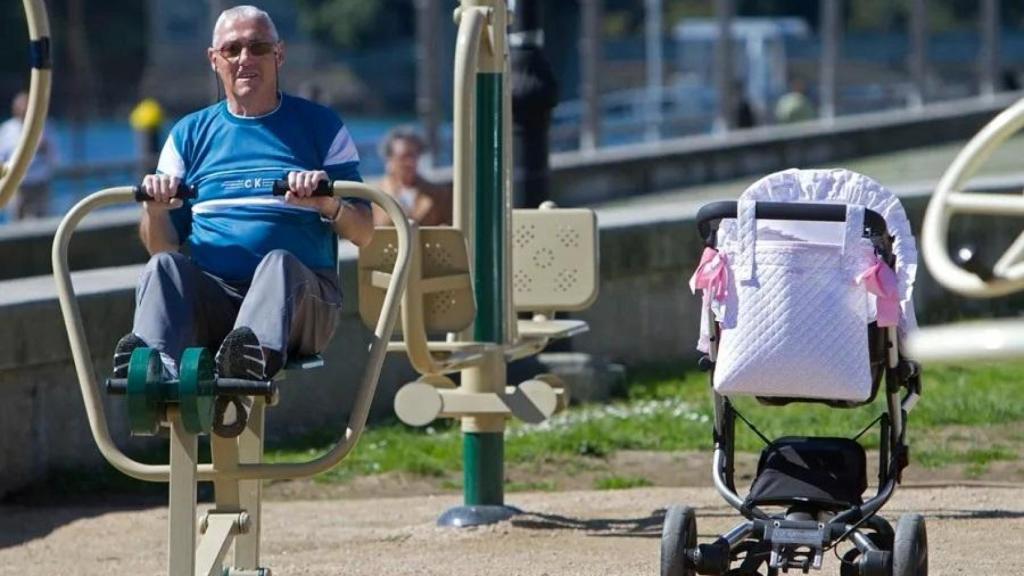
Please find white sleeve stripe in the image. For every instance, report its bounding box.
[324,126,360,165]
[156,137,186,178]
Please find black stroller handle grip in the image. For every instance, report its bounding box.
[132,183,196,202]
[696,201,888,242]
[271,179,333,197]
[696,200,888,240]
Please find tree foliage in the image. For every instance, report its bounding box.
[294,0,414,50]
[0,0,147,116]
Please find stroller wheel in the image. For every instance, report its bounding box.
[661,505,697,576]
[892,514,928,576]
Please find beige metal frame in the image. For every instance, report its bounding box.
[0,0,52,207]
[52,182,411,575]
[360,208,597,428]
[921,96,1024,298]
[364,2,599,431]
[911,96,1024,363]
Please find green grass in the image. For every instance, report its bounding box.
[265,421,464,484]
[507,480,559,492]
[259,360,1024,484]
[594,475,653,490]
[916,445,1019,470]
[20,359,1019,501]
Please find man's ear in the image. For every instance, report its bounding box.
[207,47,217,72]
[275,41,285,67]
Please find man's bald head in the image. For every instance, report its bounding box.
[211,5,279,48]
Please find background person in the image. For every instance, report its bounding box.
[774,78,816,124]
[0,90,58,220]
[373,126,451,226]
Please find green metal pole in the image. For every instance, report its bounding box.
[463,432,504,505]
[465,71,505,507]
[474,73,505,344]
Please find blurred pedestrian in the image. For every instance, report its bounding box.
[373,126,451,226]
[130,97,166,179]
[774,78,816,124]
[0,90,58,220]
[735,82,757,129]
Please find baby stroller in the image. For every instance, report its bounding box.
[663,170,925,576]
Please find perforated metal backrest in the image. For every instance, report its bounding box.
[359,227,475,333]
[512,208,599,311]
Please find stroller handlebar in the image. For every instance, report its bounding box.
[696,201,888,243]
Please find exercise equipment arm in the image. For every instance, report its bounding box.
[52,181,411,482]
[0,0,52,207]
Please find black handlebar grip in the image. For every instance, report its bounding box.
[271,179,333,197]
[215,379,277,398]
[133,183,196,202]
[105,379,128,395]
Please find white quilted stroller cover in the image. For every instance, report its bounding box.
[691,169,919,402]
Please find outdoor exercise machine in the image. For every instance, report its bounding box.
[0,0,51,207]
[358,0,600,527]
[909,95,1024,363]
[52,180,412,576]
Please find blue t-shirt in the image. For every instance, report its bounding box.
[156,93,365,282]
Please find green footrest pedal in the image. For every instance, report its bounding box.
[116,347,271,436]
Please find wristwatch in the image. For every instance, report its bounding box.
[321,198,347,225]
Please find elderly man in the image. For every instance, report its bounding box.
[114,5,374,436]
[0,91,58,220]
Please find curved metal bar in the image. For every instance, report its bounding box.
[52,183,411,482]
[0,0,52,206]
[713,448,768,520]
[452,8,486,237]
[52,188,175,481]
[921,96,1024,297]
[906,317,1024,363]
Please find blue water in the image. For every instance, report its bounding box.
[2,116,412,221]
[50,116,404,170]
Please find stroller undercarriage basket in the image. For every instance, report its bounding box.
[747,437,867,511]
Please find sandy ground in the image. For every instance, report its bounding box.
[2,484,1022,575]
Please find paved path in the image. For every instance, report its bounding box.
[3,485,1021,575]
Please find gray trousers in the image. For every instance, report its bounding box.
[10,181,50,220]
[133,250,342,375]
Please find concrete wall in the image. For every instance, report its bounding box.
[2,93,1018,280]
[547,94,1024,206]
[0,208,143,281]
[3,176,1024,497]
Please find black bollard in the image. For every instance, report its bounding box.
[510,0,570,362]
[511,0,558,209]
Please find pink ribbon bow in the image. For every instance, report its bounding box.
[689,248,729,303]
[857,256,900,328]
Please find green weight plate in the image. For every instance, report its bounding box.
[179,347,216,434]
[126,347,162,436]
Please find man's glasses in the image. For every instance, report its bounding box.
[215,40,276,60]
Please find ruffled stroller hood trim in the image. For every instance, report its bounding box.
[734,168,919,336]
